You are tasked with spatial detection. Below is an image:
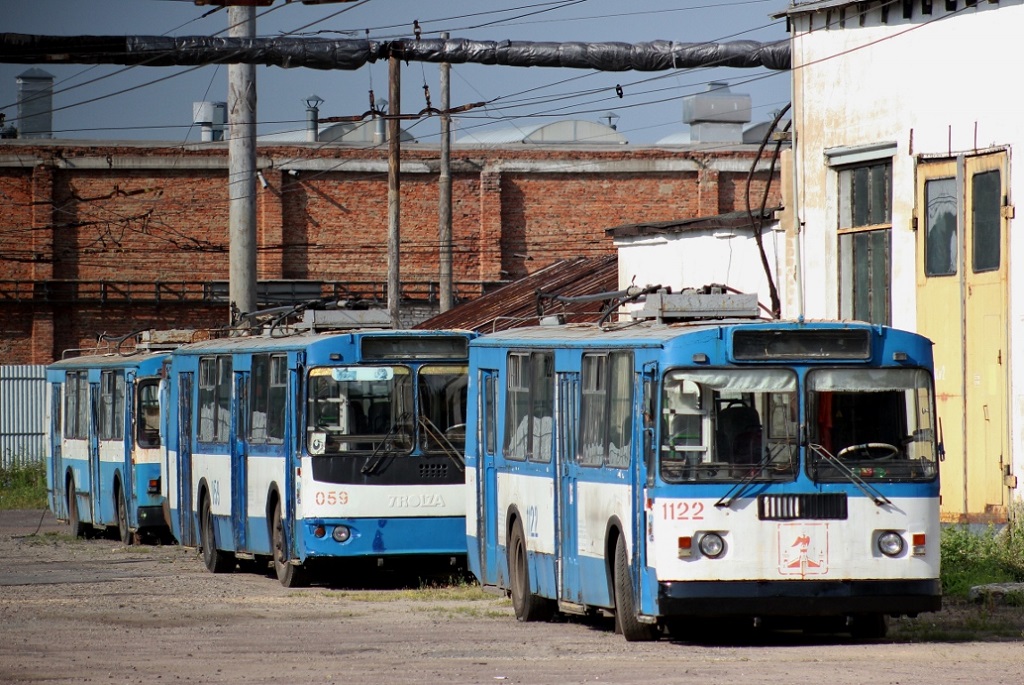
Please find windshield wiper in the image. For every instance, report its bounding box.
[715,448,789,509]
[807,443,891,507]
[361,411,411,476]
[418,416,465,473]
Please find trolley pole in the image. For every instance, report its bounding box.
[227,5,257,328]
[438,32,454,313]
[387,52,401,327]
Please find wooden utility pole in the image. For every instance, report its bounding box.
[227,5,257,327]
[438,33,454,313]
[387,53,401,327]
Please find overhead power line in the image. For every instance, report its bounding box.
[0,34,791,72]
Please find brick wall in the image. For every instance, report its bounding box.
[0,141,781,363]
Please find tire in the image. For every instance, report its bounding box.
[67,477,89,539]
[115,483,133,546]
[272,499,308,588]
[199,494,235,574]
[508,519,553,622]
[613,535,658,642]
[849,613,887,639]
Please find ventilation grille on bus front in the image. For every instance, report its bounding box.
[419,462,449,480]
[757,493,848,520]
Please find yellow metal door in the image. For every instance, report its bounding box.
[916,153,1009,522]
[916,160,964,520]
[963,153,1009,520]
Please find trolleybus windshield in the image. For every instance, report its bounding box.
[806,367,938,482]
[306,366,413,455]
[418,364,469,454]
[660,368,798,483]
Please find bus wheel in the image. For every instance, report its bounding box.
[272,500,308,588]
[508,519,553,622]
[67,478,89,539]
[849,614,887,639]
[116,485,133,546]
[199,494,235,574]
[613,536,658,642]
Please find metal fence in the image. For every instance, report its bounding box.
[0,365,46,469]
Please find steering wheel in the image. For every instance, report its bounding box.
[836,442,899,461]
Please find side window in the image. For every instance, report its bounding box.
[503,351,554,463]
[99,370,125,441]
[838,159,892,325]
[199,356,232,443]
[250,354,286,445]
[136,379,161,448]
[64,371,89,440]
[579,352,634,469]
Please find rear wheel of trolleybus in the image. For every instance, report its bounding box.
[508,518,554,622]
[115,480,133,546]
[66,475,90,539]
[199,492,235,574]
[613,535,659,642]
[272,499,308,588]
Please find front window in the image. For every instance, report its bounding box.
[807,368,938,481]
[660,369,798,483]
[419,365,469,453]
[306,366,412,455]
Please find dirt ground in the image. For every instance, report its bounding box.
[1,509,1023,685]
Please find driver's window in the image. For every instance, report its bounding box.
[662,378,705,451]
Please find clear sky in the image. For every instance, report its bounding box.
[0,0,792,145]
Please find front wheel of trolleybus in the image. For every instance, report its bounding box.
[613,536,659,642]
[508,519,554,622]
[115,482,133,546]
[272,500,309,588]
[199,493,235,574]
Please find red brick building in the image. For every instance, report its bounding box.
[0,139,781,364]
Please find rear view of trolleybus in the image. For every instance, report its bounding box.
[165,328,475,586]
[465,291,941,641]
[46,351,169,544]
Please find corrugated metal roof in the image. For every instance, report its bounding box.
[605,207,781,239]
[415,256,619,333]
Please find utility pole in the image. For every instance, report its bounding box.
[387,52,401,327]
[227,5,257,328]
[438,32,454,313]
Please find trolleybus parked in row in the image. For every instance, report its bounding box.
[163,323,476,586]
[45,350,170,544]
[464,290,942,640]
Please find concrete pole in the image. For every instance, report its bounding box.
[228,5,257,327]
[438,33,454,313]
[387,53,401,327]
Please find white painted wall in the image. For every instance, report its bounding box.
[789,0,1024,512]
[615,222,786,316]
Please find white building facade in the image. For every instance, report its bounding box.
[783,0,1023,521]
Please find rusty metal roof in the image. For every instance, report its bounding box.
[415,255,619,333]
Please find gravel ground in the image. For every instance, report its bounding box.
[1,508,1023,685]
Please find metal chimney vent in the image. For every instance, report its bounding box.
[682,82,752,144]
[193,101,227,142]
[17,68,54,139]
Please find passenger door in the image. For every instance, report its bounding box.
[556,371,581,603]
[476,369,500,583]
[177,372,196,547]
[232,371,249,552]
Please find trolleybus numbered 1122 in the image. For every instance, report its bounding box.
[164,327,476,586]
[464,291,941,640]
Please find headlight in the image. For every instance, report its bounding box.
[698,532,725,558]
[332,525,351,543]
[877,531,904,557]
